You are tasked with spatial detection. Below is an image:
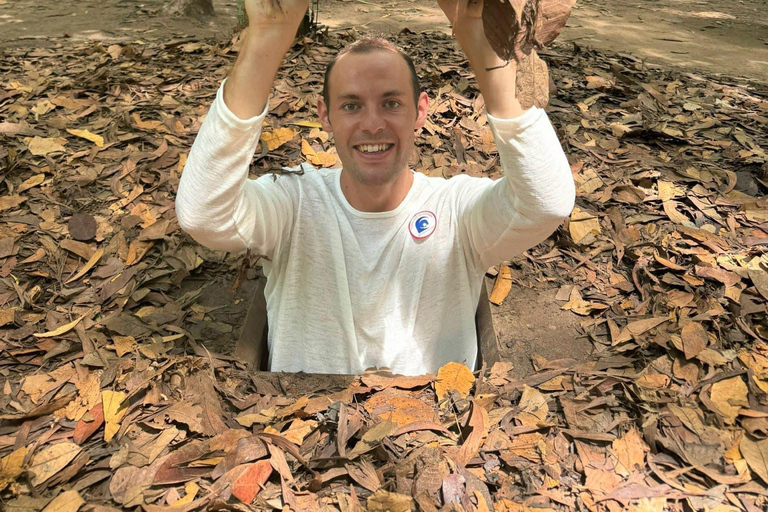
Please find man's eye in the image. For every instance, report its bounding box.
[341,104,358,112]
[386,100,401,109]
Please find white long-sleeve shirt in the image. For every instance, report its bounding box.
[176,84,575,376]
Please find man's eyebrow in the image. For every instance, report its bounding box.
[336,90,407,101]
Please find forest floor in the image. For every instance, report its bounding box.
[1,1,768,511]
[1,0,767,85]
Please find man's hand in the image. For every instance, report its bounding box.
[224,0,310,119]
[437,0,496,66]
[437,0,525,118]
[243,0,309,34]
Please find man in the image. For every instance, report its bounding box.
[176,0,576,376]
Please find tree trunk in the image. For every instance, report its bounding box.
[163,0,215,18]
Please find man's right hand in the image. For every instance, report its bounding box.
[243,0,309,33]
[224,0,310,120]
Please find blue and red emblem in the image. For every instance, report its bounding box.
[408,211,437,240]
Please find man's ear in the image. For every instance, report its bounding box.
[317,97,333,133]
[414,92,429,130]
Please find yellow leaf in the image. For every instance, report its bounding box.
[132,113,167,131]
[65,248,104,284]
[489,265,513,305]
[18,173,46,193]
[129,203,157,229]
[309,127,329,143]
[41,489,85,512]
[260,127,297,151]
[33,311,90,338]
[282,419,317,445]
[66,128,104,147]
[102,390,128,442]
[301,138,317,157]
[289,120,323,128]
[172,482,200,507]
[113,335,137,357]
[435,362,475,403]
[0,446,29,491]
[125,239,153,266]
[308,151,339,168]
[178,153,188,175]
[29,442,82,486]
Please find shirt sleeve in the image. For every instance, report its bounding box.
[457,106,576,271]
[175,81,295,259]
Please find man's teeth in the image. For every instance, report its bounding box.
[357,144,391,153]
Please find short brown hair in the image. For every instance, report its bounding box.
[322,37,422,108]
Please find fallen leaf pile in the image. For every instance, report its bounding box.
[1,23,768,512]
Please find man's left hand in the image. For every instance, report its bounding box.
[437,0,508,71]
[437,0,525,118]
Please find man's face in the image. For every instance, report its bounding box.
[318,50,429,187]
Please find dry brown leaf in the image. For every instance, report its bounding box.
[0,446,29,491]
[456,402,490,466]
[435,362,475,403]
[40,489,85,512]
[367,490,412,512]
[740,436,768,484]
[231,460,273,504]
[569,207,601,245]
[364,390,435,428]
[29,442,82,486]
[0,195,26,212]
[517,385,548,426]
[677,323,709,360]
[28,136,67,156]
[710,376,749,424]
[360,368,435,390]
[612,428,648,477]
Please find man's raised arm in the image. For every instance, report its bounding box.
[438,0,576,270]
[225,0,310,118]
[175,0,309,256]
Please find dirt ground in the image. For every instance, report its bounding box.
[1,0,764,376]
[1,0,766,85]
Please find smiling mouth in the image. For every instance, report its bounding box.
[354,143,394,154]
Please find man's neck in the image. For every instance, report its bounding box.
[339,168,414,213]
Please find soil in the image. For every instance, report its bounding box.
[2,0,765,376]
[1,0,766,85]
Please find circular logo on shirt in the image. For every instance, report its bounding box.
[409,211,437,240]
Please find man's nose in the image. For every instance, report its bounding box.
[360,107,385,133]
